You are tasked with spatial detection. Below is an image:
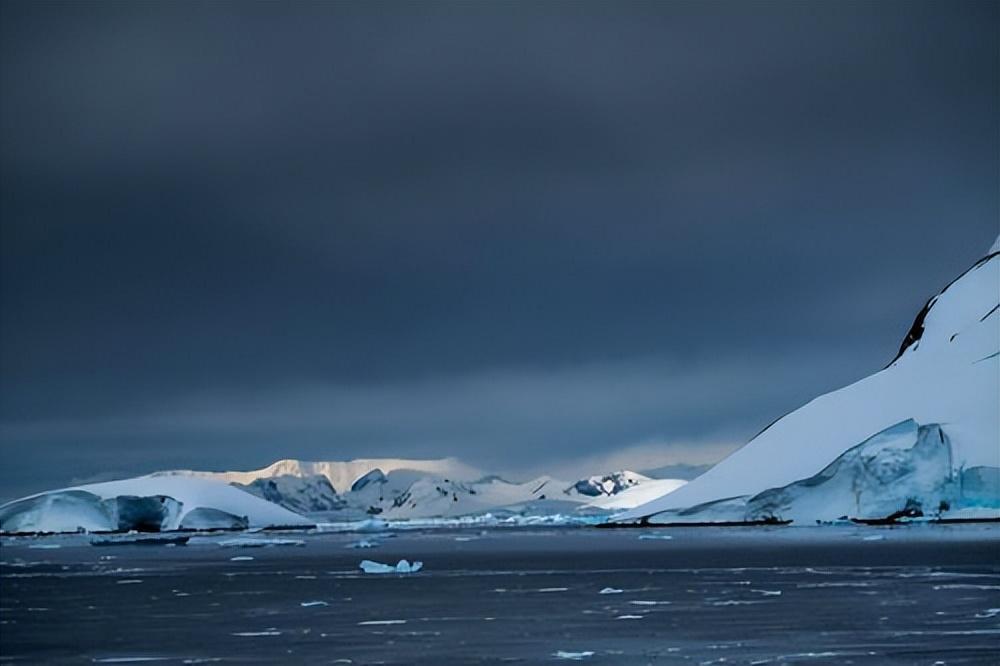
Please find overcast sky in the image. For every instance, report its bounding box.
[1,1,997,499]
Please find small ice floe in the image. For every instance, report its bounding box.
[975,608,1000,619]
[615,614,644,620]
[28,544,61,549]
[598,587,623,595]
[300,601,328,608]
[358,559,423,574]
[116,579,143,585]
[453,536,477,542]
[637,534,672,540]
[229,556,254,562]
[91,657,171,663]
[231,631,281,637]
[347,540,378,549]
[862,535,884,541]
[710,600,763,606]
[553,650,595,660]
[750,589,782,596]
[629,600,670,606]
[357,619,406,626]
[218,538,304,548]
[537,587,569,593]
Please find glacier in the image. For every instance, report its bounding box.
[0,475,311,534]
[617,236,1000,524]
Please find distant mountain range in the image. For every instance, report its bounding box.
[0,456,685,533]
[157,460,684,521]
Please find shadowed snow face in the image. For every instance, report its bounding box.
[1,2,997,497]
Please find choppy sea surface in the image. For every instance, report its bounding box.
[2,524,998,664]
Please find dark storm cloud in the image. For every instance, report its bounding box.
[1,1,997,498]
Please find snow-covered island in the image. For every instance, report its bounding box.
[613,236,1000,525]
[2,237,997,535]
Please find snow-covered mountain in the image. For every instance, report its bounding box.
[232,475,344,514]
[166,457,481,494]
[617,237,1000,524]
[0,455,681,532]
[571,471,652,497]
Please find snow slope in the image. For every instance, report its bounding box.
[618,237,1000,523]
[586,478,688,511]
[0,475,310,534]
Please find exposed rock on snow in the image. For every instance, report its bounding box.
[618,237,1000,524]
[585,479,687,511]
[233,474,343,513]
[569,471,650,497]
[350,469,387,492]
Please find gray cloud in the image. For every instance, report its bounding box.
[1,0,997,498]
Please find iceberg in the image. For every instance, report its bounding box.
[0,475,311,535]
[359,559,423,574]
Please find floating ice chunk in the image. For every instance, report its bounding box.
[537,587,568,592]
[221,537,305,548]
[300,601,328,607]
[862,535,885,541]
[116,579,143,585]
[231,631,281,637]
[396,559,422,573]
[615,615,644,620]
[229,556,254,562]
[91,658,171,663]
[637,534,672,540]
[554,651,595,660]
[629,600,670,605]
[357,619,406,625]
[598,587,623,595]
[975,608,1000,618]
[28,544,62,549]
[347,540,378,549]
[358,559,423,574]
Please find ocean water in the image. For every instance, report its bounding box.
[2,524,998,664]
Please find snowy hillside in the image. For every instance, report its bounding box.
[0,475,311,534]
[586,478,688,511]
[617,237,1000,524]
